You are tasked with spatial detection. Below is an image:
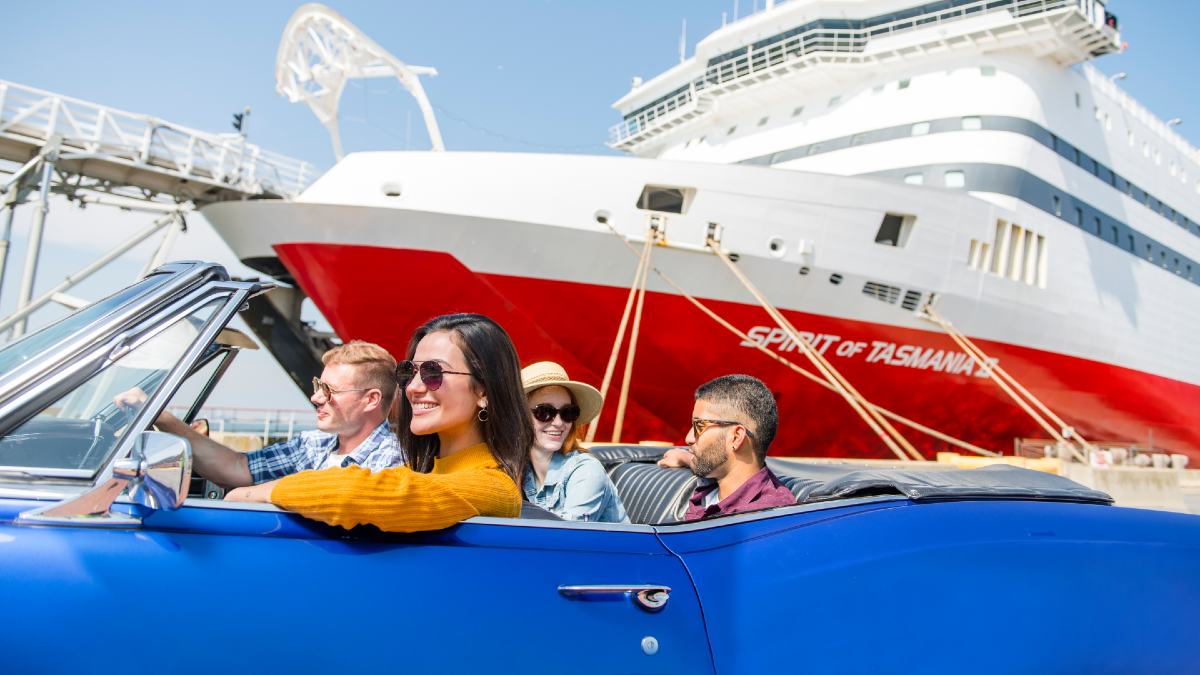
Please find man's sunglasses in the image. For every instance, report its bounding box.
[691,418,755,440]
[396,359,474,392]
[531,403,581,424]
[312,377,371,401]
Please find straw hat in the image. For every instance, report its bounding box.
[521,361,604,426]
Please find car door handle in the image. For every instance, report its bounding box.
[557,584,671,612]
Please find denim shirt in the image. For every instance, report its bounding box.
[523,451,629,523]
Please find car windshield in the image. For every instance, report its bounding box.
[0,275,169,376]
[0,298,221,475]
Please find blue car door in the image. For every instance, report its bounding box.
[0,500,715,674]
[656,498,1200,674]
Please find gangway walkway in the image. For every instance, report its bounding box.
[0,79,317,339]
[0,80,314,203]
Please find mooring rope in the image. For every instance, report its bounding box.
[919,303,1092,463]
[592,217,997,458]
[706,238,921,461]
[586,226,655,443]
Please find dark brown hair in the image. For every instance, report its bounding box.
[398,314,530,486]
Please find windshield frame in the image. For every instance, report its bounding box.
[0,276,265,484]
[0,262,229,405]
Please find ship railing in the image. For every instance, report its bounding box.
[1015,438,1191,469]
[610,0,1118,146]
[0,80,315,198]
[165,404,317,447]
[1082,63,1200,166]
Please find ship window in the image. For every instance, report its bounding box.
[1127,234,1134,252]
[828,95,841,107]
[1094,216,1102,235]
[1189,264,1193,279]
[792,106,804,117]
[1075,92,1081,108]
[727,125,738,136]
[1075,207,1083,227]
[980,66,996,76]
[911,122,931,136]
[1160,251,1167,268]
[1053,195,1062,217]
[757,116,769,127]
[874,213,914,247]
[961,116,982,130]
[1174,258,1181,273]
[904,173,924,185]
[698,135,706,144]
[898,78,911,89]
[944,171,965,188]
[1110,226,1118,243]
[1145,243,1153,261]
[636,185,692,214]
[807,143,823,156]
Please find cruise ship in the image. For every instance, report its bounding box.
[204,0,1200,462]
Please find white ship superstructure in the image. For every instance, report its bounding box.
[204,0,1200,460]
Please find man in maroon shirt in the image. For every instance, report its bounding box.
[658,374,795,521]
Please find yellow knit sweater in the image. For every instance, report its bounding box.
[270,442,521,532]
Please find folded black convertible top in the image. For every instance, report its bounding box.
[588,445,1113,506]
[767,459,1113,505]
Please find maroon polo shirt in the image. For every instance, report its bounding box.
[684,465,795,521]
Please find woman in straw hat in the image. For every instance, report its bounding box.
[522,361,628,523]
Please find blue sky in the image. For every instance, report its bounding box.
[0,0,1196,411]
[4,1,1194,167]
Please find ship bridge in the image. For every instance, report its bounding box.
[610,0,1120,153]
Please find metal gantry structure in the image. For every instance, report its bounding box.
[0,79,316,339]
[275,3,446,159]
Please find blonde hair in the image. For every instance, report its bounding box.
[322,340,398,410]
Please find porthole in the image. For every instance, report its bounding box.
[381,182,403,197]
[767,237,786,258]
[594,210,610,225]
[829,273,843,285]
[798,266,811,276]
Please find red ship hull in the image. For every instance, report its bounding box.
[278,241,1200,463]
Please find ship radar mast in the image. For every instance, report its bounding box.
[275,3,445,159]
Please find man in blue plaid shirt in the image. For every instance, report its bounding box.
[120,341,404,488]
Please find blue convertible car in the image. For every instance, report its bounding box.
[1,262,1198,674]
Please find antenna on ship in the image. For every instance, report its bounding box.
[275,3,446,159]
[679,19,687,63]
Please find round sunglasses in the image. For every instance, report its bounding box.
[531,403,581,424]
[396,359,474,391]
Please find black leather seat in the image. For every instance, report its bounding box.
[607,462,696,524]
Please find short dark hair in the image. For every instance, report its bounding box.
[695,374,778,462]
[398,314,531,486]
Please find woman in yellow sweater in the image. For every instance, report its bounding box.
[225,313,530,531]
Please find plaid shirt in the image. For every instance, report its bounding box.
[245,421,404,484]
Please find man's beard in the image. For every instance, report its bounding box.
[691,443,727,478]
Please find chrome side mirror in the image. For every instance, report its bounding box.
[119,431,192,510]
[17,431,192,528]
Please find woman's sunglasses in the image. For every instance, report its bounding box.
[531,403,581,424]
[396,360,473,392]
